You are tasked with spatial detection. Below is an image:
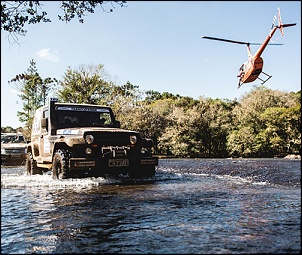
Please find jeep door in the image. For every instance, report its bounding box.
[39,109,52,163]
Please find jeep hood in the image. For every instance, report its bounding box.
[56,127,138,135]
[1,143,27,149]
[55,127,141,147]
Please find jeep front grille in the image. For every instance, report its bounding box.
[92,132,139,146]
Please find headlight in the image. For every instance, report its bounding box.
[85,134,94,144]
[130,135,137,145]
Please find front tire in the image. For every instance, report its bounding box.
[52,149,70,179]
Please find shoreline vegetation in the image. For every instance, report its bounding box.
[2,60,301,159]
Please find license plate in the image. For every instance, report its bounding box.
[108,159,129,167]
[141,158,158,165]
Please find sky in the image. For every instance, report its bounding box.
[1,1,301,128]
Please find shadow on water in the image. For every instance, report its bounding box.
[156,158,301,187]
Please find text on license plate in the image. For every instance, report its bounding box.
[108,159,129,167]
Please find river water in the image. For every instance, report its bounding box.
[1,158,301,254]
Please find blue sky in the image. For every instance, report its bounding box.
[1,1,301,128]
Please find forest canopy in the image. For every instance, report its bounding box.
[4,61,301,158]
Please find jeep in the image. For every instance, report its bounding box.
[1,132,27,165]
[26,98,158,179]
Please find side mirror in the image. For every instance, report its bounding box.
[115,120,121,128]
[142,138,154,148]
[41,118,48,130]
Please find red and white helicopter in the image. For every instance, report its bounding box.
[202,7,296,88]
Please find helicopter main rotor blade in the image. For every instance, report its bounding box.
[202,36,250,45]
[201,36,283,46]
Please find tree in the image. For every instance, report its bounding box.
[199,98,235,157]
[57,63,114,104]
[56,63,146,131]
[1,126,17,133]
[258,104,301,156]
[1,1,127,43]
[144,90,163,103]
[227,127,256,157]
[8,59,57,134]
[227,86,300,157]
[109,81,144,128]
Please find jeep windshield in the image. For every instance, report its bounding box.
[55,106,115,129]
[1,134,26,144]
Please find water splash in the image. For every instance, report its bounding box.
[1,172,109,189]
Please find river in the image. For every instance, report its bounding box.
[1,158,301,254]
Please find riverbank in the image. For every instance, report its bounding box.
[156,154,301,160]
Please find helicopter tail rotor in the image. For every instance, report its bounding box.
[271,15,277,30]
[276,7,296,36]
[277,7,285,36]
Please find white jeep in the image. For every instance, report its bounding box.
[26,98,158,179]
[1,132,27,165]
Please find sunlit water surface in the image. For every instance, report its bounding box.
[1,158,300,254]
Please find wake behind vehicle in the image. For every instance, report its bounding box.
[26,98,158,179]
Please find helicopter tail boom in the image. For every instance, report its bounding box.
[278,23,297,28]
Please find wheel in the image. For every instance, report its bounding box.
[52,149,70,179]
[26,151,43,175]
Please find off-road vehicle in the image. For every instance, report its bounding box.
[1,132,27,165]
[26,98,158,179]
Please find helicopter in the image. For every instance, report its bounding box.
[202,7,296,88]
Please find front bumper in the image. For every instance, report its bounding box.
[69,156,158,171]
[1,154,26,164]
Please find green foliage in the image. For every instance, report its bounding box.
[1,126,29,140]
[156,97,235,157]
[158,106,202,157]
[144,90,163,103]
[1,1,127,42]
[259,105,301,155]
[1,1,50,38]
[109,82,144,130]
[8,59,57,134]
[58,1,126,23]
[57,64,114,104]
[5,61,300,158]
[227,127,256,157]
[1,126,17,133]
[227,86,301,157]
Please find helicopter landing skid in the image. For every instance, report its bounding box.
[257,71,272,85]
[237,79,244,89]
[238,82,243,89]
[237,71,272,89]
